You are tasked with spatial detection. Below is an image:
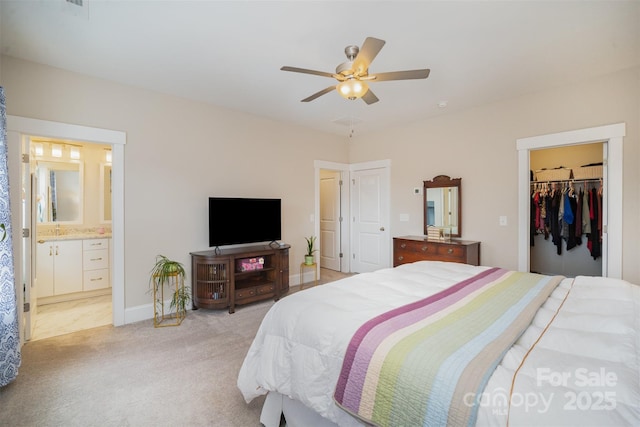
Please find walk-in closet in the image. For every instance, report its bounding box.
[529,142,604,277]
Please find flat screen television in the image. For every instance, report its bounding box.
[209,197,281,247]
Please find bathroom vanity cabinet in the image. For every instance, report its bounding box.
[36,237,111,299]
[36,239,83,297]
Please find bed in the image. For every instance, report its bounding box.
[237,261,640,426]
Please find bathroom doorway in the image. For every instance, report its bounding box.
[7,115,126,345]
[28,138,113,340]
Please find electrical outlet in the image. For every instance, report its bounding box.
[499,216,508,226]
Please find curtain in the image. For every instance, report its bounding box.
[0,86,20,387]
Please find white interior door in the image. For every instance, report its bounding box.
[320,170,341,271]
[351,163,390,273]
[19,139,36,341]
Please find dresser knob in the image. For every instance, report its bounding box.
[447,248,454,254]
[400,243,406,249]
[398,256,404,261]
[421,246,428,251]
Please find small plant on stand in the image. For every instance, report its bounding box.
[304,236,317,265]
[149,255,190,327]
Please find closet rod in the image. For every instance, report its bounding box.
[531,178,602,185]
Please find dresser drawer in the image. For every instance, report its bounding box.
[393,236,480,267]
[83,249,109,270]
[436,244,466,259]
[396,240,433,254]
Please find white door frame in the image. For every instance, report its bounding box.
[315,159,392,275]
[315,160,350,274]
[7,116,126,340]
[516,123,624,278]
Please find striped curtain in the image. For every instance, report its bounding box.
[0,86,20,387]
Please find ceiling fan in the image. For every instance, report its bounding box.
[281,37,430,105]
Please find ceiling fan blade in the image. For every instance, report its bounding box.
[352,37,386,74]
[371,69,430,82]
[361,89,379,105]
[301,86,336,102]
[281,66,340,79]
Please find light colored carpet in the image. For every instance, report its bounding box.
[0,270,352,427]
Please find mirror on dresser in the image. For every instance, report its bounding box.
[424,175,461,238]
[36,160,84,223]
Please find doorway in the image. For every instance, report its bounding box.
[314,159,391,276]
[7,115,126,346]
[517,123,624,278]
[319,169,342,272]
[28,138,113,340]
[529,143,604,277]
[315,161,350,277]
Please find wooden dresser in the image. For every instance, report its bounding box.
[393,236,480,267]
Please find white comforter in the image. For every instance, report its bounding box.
[237,261,640,426]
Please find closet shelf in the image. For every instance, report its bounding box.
[534,165,602,182]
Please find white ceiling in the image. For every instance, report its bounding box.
[1,1,638,137]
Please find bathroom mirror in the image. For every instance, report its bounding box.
[424,175,461,238]
[36,160,84,223]
[100,163,112,222]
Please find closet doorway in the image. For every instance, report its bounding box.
[517,123,624,279]
[529,143,603,277]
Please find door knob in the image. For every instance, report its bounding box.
[380,227,385,231]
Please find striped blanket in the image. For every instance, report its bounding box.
[334,268,563,427]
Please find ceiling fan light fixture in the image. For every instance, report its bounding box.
[338,79,368,100]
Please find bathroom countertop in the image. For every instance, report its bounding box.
[37,233,112,242]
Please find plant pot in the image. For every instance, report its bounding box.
[304,255,314,265]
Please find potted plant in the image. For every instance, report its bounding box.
[304,236,317,265]
[149,255,190,326]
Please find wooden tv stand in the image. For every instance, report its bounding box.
[190,244,290,314]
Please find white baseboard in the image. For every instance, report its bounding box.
[124,302,155,324]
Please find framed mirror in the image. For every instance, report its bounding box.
[424,175,461,238]
[36,160,84,223]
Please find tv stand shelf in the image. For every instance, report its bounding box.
[190,244,290,313]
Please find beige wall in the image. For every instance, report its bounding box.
[1,55,639,312]
[349,66,639,284]
[1,56,349,308]
[530,143,603,173]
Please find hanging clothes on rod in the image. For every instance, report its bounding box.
[530,178,602,259]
